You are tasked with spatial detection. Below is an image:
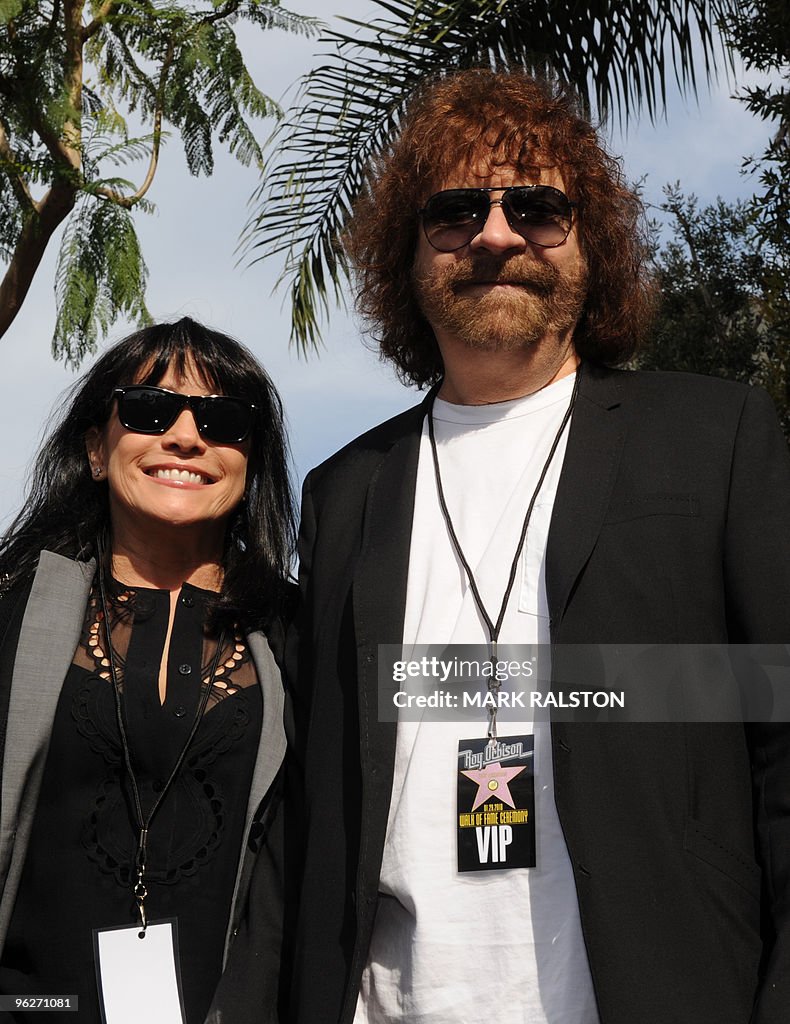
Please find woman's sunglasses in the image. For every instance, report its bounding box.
[419,184,577,252]
[113,385,255,444]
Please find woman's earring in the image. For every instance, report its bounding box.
[93,465,103,478]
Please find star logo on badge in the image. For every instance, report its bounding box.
[461,761,527,811]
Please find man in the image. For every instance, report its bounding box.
[259,70,790,1024]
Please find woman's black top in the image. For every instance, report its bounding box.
[0,582,262,1023]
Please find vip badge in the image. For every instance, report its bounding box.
[456,735,536,872]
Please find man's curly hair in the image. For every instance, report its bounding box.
[344,69,656,386]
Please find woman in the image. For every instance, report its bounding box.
[0,318,295,1023]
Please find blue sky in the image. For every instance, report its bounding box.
[0,0,776,526]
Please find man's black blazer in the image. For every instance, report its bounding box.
[287,364,790,1024]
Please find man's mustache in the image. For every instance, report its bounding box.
[445,255,559,295]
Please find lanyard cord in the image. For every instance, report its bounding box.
[96,539,225,934]
[427,367,581,741]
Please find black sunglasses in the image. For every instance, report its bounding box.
[419,185,577,252]
[113,385,255,444]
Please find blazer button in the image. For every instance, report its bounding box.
[178,663,192,675]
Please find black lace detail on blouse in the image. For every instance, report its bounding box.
[73,585,255,707]
[69,582,259,886]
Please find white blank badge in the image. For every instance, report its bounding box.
[94,920,186,1024]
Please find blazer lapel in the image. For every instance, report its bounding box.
[355,418,425,652]
[243,633,285,818]
[352,397,428,900]
[0,551,95,942]
[222,630,285,962]
[546,365,625,631]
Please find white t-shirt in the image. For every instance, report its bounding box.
[354,374,600,1024]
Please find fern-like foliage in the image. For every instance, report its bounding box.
[245,0,739,352]
[53,194,152,365]
[723,0,790,257]
[0,0,321,360]
[643,184,790,432]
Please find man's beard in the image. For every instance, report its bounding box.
[412,252,589,351]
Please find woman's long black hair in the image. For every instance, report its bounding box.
[0,318,295,632]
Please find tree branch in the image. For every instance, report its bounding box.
[0,119,36,213]
[62,0,85,158]
[94,105,162,207]
[0,62,79,174]
[0,182,77,338]
[199,0,243,27]
[0,1,85,338]
[29,107,81,172]
[39,0,63,61]
[94,39,173,207]
[20,1,84,176]
[82,0,115,42]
